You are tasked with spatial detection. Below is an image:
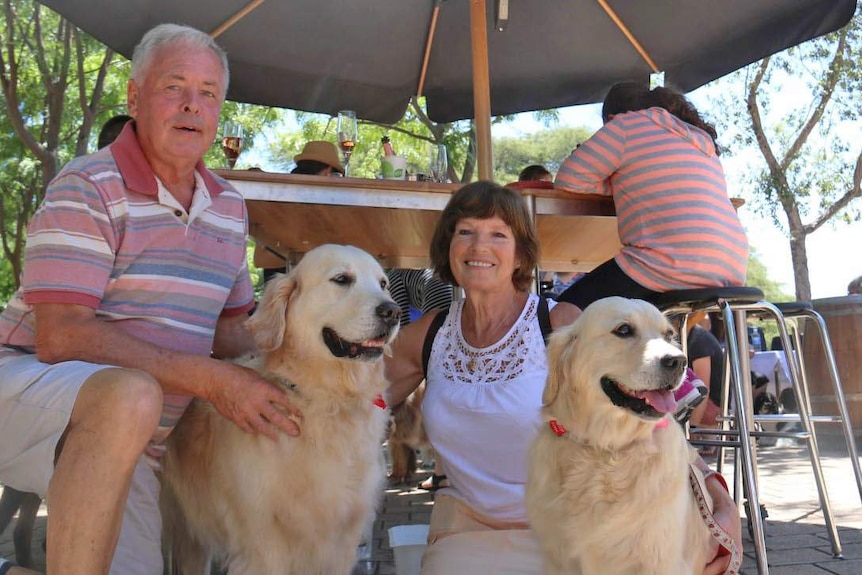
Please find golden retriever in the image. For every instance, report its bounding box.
[526,297,713,575]
[161,244,400,575]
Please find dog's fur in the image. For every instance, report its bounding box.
[386,381,428,484]
[161,244,400,575]
[526,297,713,575]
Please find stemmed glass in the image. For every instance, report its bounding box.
[430,143,448,183]
[336,110,357,177]
[221,121,244,169]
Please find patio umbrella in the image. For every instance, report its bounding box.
[38,0,856,177]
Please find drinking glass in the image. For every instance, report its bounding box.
[430,143,448,183]
[336,110,357,176]
[221,121,244,169]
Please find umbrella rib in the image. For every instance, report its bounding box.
[417,1,443,97]
[596,0,660,73]
[211,0,267,39]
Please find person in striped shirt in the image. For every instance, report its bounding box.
[554,82,748,315]
[0,24,299,575]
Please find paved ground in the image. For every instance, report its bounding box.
[2,437,861,574]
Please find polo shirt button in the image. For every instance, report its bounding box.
[174,210,182,217]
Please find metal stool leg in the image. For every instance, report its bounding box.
[756,303,842,557]
[799,309,862,503]
[723,302,769,574]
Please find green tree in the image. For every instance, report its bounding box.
[267,100,558,184]
[712,7,862,301]
[492,126,593,184]
[0,0,121,301]
[745,248,793,303]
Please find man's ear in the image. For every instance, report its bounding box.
[127,79,139,117]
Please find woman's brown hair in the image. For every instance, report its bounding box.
[601,81,720,155]
[429,181,539,292]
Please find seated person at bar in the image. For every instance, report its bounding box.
[291,140,344,176]
[554,81,748,316]
[554,81,747,420]
[685,311,726,431]
[518,164,552,182]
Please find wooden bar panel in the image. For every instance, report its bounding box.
[218,170,621,271]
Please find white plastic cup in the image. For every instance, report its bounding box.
[382,155,407,179]
[388,524,429,575]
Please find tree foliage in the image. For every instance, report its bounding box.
[492,126,592,184]
[745,248,793,303]
[710,7,862,300]
[265,100,559,184]
[0,0,122,300]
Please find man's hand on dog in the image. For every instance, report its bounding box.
[210,364,302,439]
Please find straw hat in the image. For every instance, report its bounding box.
[293,141,345,174]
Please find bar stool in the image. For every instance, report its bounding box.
[649,287,844,575]
[750,301,862,502]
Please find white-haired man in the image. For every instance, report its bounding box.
[0,24,300,575]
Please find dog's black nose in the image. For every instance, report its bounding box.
[377,301,401,327]
[661,353,687,371]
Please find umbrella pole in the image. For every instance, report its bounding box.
[211,0,267,38]
[470,0,493,181]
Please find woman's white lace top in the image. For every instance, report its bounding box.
[423,293,553,522]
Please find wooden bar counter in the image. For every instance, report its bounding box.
[215,170,621,272]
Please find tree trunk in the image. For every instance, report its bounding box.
[789,230,812,301]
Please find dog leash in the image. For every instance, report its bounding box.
[688,464,743,575]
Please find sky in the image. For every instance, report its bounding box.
[492,89,860,301]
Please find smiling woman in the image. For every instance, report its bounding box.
[384,181,579,574]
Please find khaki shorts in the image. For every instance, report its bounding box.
[0,353,104,495]
[421,494,543,575]
[0,353,163,575]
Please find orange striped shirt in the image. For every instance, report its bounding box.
[555,108,748,291]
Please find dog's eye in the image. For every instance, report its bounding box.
[380,279,388,290]
[613,323,634,337]
[331,273,354,286]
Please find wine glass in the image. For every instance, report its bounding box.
[221,121,244,169]
[430,143,448,183]
[336,110,357,176]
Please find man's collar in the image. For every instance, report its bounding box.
[110,121,225,197]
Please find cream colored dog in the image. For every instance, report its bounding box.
[161,244,400,575]
[526,297,713,575]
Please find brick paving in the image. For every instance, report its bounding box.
[2,438,861,574]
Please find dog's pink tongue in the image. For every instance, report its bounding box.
[636,390,677,414]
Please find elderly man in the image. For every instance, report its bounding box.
[0,24,299,575]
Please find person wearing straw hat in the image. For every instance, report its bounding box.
[291,140,345,176]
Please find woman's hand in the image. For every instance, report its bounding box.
[703,474,742,575]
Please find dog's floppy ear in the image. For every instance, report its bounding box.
[245,273,297,351]
[542,327,577,406]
